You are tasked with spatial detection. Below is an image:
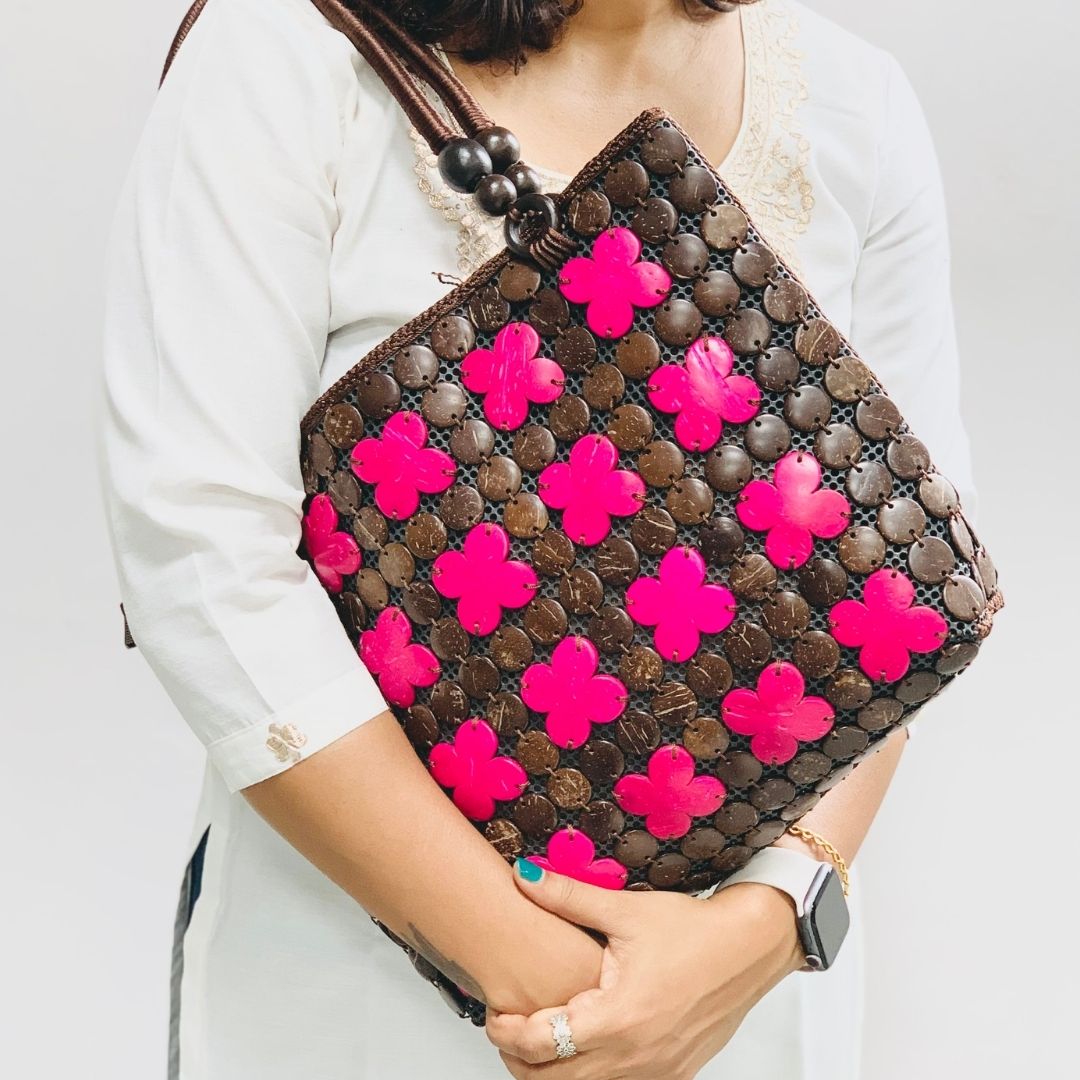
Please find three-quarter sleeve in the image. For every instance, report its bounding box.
[95,0,389,792]
[846,52,981,741]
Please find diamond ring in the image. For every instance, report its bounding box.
[549,1010,578,1058]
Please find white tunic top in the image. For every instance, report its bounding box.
[95,0,980,1076]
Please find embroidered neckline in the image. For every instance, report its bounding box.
[408,0,813,279]
[729,0,815,276]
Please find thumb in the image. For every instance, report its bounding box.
[512,857,628,936]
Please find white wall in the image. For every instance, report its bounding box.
[811,2,1078,1074]
[2,1,1074,1076]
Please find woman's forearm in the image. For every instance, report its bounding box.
[771,724,909,867]
[242,704,905,1019]
[243,709,603,1013]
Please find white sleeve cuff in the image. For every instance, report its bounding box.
[207,665,389,793]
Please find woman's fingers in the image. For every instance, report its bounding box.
[512,857,632,938]
[487,996,604,1065]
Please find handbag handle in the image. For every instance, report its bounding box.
[159,0,494,156]
[159,1,575,268]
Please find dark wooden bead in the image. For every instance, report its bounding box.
[328,470,360,515]
[528,286,570,336]
[503,161,542,196]
[437,137,492,193]
[474,173,517,216]
[476,125,521,172]
[512,793,557,837]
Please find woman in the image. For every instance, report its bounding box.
[96,1,979,1077]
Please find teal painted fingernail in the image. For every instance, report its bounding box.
[515,857,544,883]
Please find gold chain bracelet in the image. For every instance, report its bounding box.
[786,824,851,898]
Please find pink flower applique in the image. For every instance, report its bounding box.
[300,492,361,593]
[828,567,949,682]
[537,433,645,545]
[720,661,835,765]
[521,635,628,749]
[735,450,851,570]
[432,522,538,635]
[626,546,737,661]
[528,828,628,890]
[350,410,456,520]
[427,717,528,821]
[461,321,564,431]
[612,744,727,840]
[647,336,762,452]
[558,226,672,338]
[359,606,441,708]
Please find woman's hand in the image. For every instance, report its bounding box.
[485,858,805,1080]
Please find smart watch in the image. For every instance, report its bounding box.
[709,846,851,971]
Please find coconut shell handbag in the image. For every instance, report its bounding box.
[142,0,1005,1025]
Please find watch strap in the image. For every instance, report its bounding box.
[712,845,826,916]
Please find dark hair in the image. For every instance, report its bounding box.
[371,1,760,68]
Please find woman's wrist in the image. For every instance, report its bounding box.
[702,880,807,981]
[482,896,605,1014]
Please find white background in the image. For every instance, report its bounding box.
[1,0,1076,1076]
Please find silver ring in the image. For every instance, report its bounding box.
[549,1010,578,1059]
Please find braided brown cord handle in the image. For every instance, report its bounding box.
[158,0,493,153]
[341,0,493,134]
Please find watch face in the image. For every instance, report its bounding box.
[805,866,850,969]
